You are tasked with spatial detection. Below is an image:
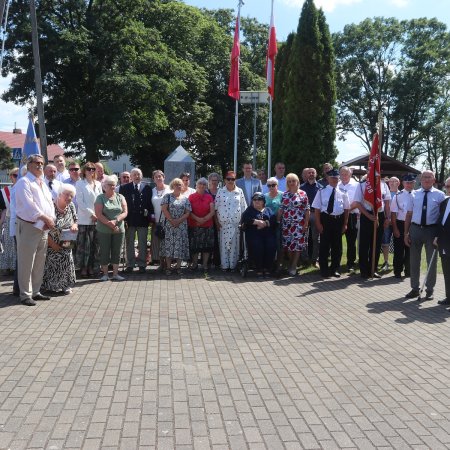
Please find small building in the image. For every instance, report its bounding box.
[164,145,195,187]
[341,153,421,180]
[0,128,65,184]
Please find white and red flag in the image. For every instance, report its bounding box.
[228,15,240,101]
[364,133,382,213]
[266,1,277,99]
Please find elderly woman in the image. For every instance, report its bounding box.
[151,170,171,269]
[188,178,215,272]
[42,184,78,294]
[264,177,283,216]
[0,167,19,273]
[76,162,102,277]
[180,172,196,198]
[160,178,191,275]
[95,175,128,281]
[241,192,277,277]
[277,173,310,276]
[207,172,221,268]
[215,171,247,271]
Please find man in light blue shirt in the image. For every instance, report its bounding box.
[236,162,262,206]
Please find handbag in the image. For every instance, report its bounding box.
[155,194,171,239]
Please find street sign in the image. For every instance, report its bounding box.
[12,147,22,161]
[239,91,269,104]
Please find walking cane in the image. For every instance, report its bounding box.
[418,248,437,300]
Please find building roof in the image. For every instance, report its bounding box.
[0,130,64,162]
[341,153,420,178]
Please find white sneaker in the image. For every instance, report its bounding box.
[63,287,72,295]
[112,274,125,281]
[100,274,109,282]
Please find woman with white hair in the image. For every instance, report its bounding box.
[95,175,128,281]
[188,178,215,272]
[42,184,78,294]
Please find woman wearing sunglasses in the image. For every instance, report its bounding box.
[76,162,103,277]
[214,171,247,271]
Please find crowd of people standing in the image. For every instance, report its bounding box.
[1,153,450,309]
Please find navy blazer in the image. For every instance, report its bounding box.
[437,197,450,256]
[120,181,154,227]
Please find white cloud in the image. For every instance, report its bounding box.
[388,0,409,7]
[281,0,363,12]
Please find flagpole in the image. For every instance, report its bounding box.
[232,0,243,174]
[266,0,276,179]
[370,112,383,278]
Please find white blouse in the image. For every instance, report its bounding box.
[76,179,103,225]
[152,185,171,222]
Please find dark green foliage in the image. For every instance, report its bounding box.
[0,141,14,170]
[275,0,337,176]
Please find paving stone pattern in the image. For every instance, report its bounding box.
[1,271,450,449]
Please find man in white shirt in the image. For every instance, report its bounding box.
[53,154,69,182]
[390,174,415,278]
[273,162,286,192]
[436,178,450,306]
[404,170,445,300]
[44,164,62,200]
[338,166,359,272]
[15,154,56,306]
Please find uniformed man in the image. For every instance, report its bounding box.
[390,174,415,278]
[338,166,359,272]
[312,169,349,278]
[353,177,391,279]
[404,170,445,300]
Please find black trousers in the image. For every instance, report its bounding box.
[246,233,277,272]
[319,213,343,275]
[393,220,410,277]
[345,213,358,268]
[359,212,384,277]
[441,254,450,300]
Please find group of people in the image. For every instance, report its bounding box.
[1,154,450,309]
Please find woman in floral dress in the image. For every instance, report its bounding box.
[278,173,310,276]
[160,178,192,275]
[42,184,78,294]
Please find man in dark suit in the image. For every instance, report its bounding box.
[436,178,450,306]
[120,168,154,273]
[235,162,263,206]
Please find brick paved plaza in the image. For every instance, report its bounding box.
[1,270,450,449]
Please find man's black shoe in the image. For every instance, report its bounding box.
[424,292,434,301]
[32,293,51,301]
[125,267,133,273]
[394,273,402,279]
[22,298,36,306]
[438,298,450,305]
[405,289,420,299]
[139,267,146,274]
[12,290,20,297]
[332,272,341,278]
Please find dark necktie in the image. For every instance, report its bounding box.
[48,180,53,190]
[421,191,428,226]
[327,188,335,214]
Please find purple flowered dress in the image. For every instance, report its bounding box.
[280,190,309,252]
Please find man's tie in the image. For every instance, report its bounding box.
[421,191,428,226]
[48,180,53,190]
[327,188,335,214]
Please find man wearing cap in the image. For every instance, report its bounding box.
[353,175,391,279]
[390,174,415,278]
[338,166,359,273]
[435,177,450,306]
[404,170,445,300]
[312,168,349,278]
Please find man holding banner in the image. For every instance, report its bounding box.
[353,133,390,279]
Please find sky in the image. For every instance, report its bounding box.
[1,0,449,163]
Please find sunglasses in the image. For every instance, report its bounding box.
[267,184,276,187]
[445,185,450,188]
[226,178,235,181]
[69,167,80,172]
[11,174,18,178]
[86,167,96,172]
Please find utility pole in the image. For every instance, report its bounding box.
[29,0,48,162]
[0,0,6,24]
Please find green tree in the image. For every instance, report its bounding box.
[0,141,14,170]
[281,0,337,175]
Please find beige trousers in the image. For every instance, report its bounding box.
[16,218,48,300]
